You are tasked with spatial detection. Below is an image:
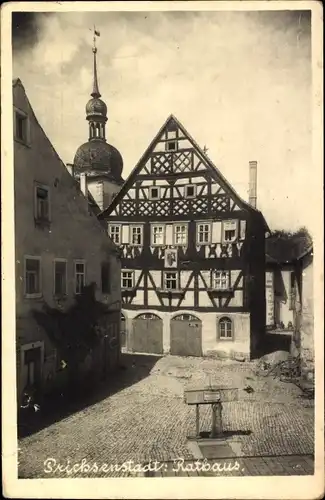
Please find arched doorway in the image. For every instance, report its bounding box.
[170,313,202,357]
[132,313,163,354]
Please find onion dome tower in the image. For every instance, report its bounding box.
[72,29,124,210]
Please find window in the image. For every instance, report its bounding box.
[164,272,178,290]
[218,317,233,340]
[166,141,177,152]
[54,259,67,296]
[122,271,134,289]
[109,225,121,244]
[151,225,165,245]
[184,184,196,199]
[212,271,230,290]
[15,110,28,143]
[149,186,160,200]
[197,223,211,244]
[222,220,238,243]
[24,257,41,297]
[24,347,41,387]
[130,225,143,245]
[174,224,188,245]
[35,185,50,222]
[74,261,86,295]
[101,262,110,294]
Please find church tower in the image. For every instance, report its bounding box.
[72,29,124,210]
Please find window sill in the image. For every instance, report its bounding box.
[24,293,43,299]
[14,137,31,148]
[121,289,136,297]
[207,288,234,296]
[218,337,234,342]
[157,288,185,296]
[34,218,51,228]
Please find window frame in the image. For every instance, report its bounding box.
[129,225,143,246]
[165,140,178,152]
[53,258,68,297]
[163,271,179,291]
[74,259,86,295]
[222,220,238,244]
[14,107,30,145]
[151,224,166,246]
[196,221,212,245]
[173,222,188,246]
[101,261,111,295]
[184,184,197,199]
[109,224,122,245]
[218,316,234,341]
[24,255,42,299]
[149,186,161,201]
[121,270,134,290]
[34,183,51,223]
[211,270,231,291]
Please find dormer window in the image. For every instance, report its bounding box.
[184,184,196,199]
[149,186,160,200]
[166,141,177,152]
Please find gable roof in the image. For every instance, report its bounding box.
[97,114,269,229]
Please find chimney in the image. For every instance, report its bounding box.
[80,172,88,197]
[248,161,257,208]
[66,163,75,177]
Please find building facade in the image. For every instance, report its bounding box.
[99,115,269,360]
[265,231,314,369]
[13,79,121,404]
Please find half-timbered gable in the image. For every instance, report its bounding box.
[99,115,269,360]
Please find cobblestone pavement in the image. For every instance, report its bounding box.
[18,354,314,478]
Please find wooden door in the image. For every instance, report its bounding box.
[132,314,163,354]
[170,314,202,357]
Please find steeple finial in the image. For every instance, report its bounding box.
[91,26,101,99]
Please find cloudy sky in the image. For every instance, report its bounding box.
[12,8,313,233]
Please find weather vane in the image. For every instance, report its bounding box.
[89,25,101,53]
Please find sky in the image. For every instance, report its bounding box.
[12,9,313,234]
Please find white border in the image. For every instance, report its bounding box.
[2,1,324,499]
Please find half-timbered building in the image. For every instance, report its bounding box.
[98,115,269,360]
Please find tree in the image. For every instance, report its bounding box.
[32,283,114,387]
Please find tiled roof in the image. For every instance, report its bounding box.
[266,230,313,264]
